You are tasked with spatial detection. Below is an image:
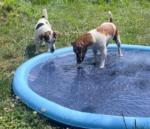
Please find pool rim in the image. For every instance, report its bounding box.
[13,44,150,129]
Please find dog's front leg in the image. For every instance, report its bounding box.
[41,38,45,45]
[92,48,97,64]
[47,43,55,52]
[52,43,56,51]
[34,39,40,55]
[47,43,51,52]
[100,48,107,68]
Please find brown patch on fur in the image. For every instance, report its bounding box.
[71,33,94,47]
[39,31,50,41]
[71,33,94,64]
[115,26,119,36]
[96,23,116,36]
[39,31,59,43]
[41,31,50,37]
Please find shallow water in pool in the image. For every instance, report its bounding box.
[28,50,150,117]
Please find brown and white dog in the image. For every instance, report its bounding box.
[34,9,59,55]
[71,11,123,68]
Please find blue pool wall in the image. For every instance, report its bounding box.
[13,44,150,129]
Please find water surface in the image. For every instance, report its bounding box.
[28,50,150,117]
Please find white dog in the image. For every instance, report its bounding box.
[71,11,123,68]
[34,9,59,55]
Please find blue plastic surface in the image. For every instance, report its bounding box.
[13,44,150,129]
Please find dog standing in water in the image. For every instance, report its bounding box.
[71,11,123,68]
[34,9,59,55]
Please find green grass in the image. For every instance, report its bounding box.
[1,0,150,128]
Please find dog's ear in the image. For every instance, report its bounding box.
[71,41,76,46]
[53,31,59,37]
[39,33,44,40]
[45,31,51,36]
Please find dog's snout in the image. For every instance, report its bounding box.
[77,57,83,64]
[51,46,55,53]
[76,52,84,64]
[77,60,81,64]
[51,48,55,52]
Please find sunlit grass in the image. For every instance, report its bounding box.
[1,0,150,128]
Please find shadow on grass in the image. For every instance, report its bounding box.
[26,44,36,59]
[26,44,47,60]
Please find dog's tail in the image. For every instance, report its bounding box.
[108,11,113,22]
[42,9,48,19]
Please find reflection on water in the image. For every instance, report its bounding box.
[28,50,150,117]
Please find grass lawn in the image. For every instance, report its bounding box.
[0,0,150,128]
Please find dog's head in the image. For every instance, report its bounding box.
[39,31,59,52]
[71,33,94,64]
[71,41,88,64]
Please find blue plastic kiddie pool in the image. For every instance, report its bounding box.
[13,44,150,129]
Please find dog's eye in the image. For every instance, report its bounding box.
[44,35,49,41]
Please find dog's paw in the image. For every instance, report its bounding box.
[41,42,45,46]
[76,64,83,69]
[119,53,123,57]
[47,49,50,52]
[99,65,105,69]
[34,52,39,55]
[77,66,83,69]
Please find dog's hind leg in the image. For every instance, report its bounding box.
[100,47,107,68]
[114,36,123,57]
[34,39,40,55]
